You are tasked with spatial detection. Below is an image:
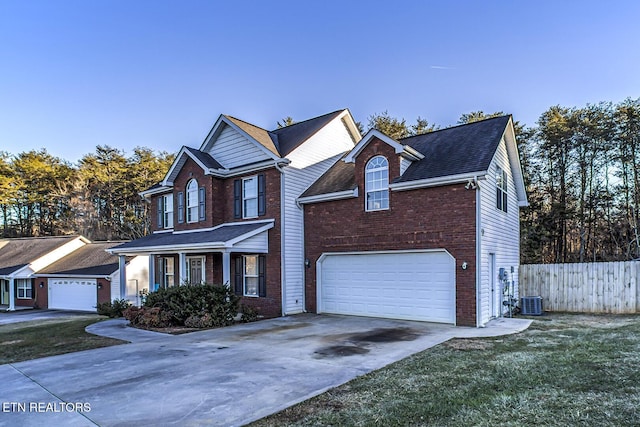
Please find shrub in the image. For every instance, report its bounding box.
[96,299,132,318]
[240,305,259,323]
[123,306,173,328]
[143,284,239,328]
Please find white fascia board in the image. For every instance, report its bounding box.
[140,185,172,199]
[162,147,213,186]
[504,117,529,206]
[343,129,424,163]
[390,172,487,192]
[337,109,363,143]
[206,159,290,178]
[297,187,358,204]
[225,223,274,247]
[33,274,112,279]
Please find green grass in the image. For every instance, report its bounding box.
[0,316,126,364]
[251,314,640,427]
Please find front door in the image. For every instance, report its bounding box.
[1,279,8,305]
[187,257,204,284]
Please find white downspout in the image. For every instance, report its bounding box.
[475,176,482,327]
[275,160,287,316]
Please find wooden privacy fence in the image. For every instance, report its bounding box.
[519,262,640,314]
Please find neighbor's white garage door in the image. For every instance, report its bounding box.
[318,251,456,324]
[49,279,97,311]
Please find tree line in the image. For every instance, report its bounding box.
[2,98,639,264]
[0,146,174,240]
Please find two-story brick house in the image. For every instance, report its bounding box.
[110,110,361,317]
[112,111,527,326]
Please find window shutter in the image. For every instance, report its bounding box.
[257,174,266,216]
[234,256,243,295]
[233,179,242,219]
[157,197,164,229]
[198,187,206,221]
[258,255,266,297]
[31,280,35,299]
[177,192,184,223]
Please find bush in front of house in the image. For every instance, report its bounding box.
[125,284,240,329]
[96,299,132,318]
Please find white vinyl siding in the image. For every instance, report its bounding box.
[479,137,521,326]
[282,117,357,314]
[207,124,271,169]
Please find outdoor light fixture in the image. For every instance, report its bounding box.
[461,262,468,270]
[39,282,44,288]
[304,258,311,268]
[97,284,102,289]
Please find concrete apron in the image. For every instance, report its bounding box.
[0,314,531,427]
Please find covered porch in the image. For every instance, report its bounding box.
[109,220,274,301]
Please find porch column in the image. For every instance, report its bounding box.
[119,255,127,300]
[8,277,15,311]
[222,251,231,287]
[179,252,188,285]
[148,254,155,292]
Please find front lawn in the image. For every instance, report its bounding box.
[252,314,640,426]
[0,316,126,364]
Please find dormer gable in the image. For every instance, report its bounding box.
[161,146,222,187]
[343,129,424,166]
[199,115,280,169]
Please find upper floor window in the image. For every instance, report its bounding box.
[186,179,199,223]
[178,180,205,224]
[234,174,266,219]
[496,166,508,213]
[365,156,389,211]
[157,194,174,229]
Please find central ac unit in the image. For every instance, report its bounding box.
[521,296,543,315]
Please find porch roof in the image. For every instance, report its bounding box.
[108,220,274,255]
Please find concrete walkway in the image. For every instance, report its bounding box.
[1,314,531,427]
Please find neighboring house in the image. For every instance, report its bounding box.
[0,237,149,311]
[0,236,89,311]
[111,111,526,327]
[110,110,361,317]
[299,115,527,326]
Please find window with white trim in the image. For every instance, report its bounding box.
[163,194,174,229]
[163,257,175,288]
[186,179,198,223]
[365,156,389,211]
[243,177,258,218]
[243,255,259,296]
[496,166,508,213]
[17,279,32,299]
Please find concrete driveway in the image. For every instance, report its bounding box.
[0,314,530,426]
[0,309,96,325]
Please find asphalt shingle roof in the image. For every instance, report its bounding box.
[0,236,81,276]
[301,116,511,198]
[184,147,223,170]
[37,242,126,276]
[111,222,269,251]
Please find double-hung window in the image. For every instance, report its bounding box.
[496,166,508,213]
[17,279,32,299]
[365,156,389,211]
[243,255,259,296]
[163,194,174,229]
[186,179,199,223]
[243,177,258,218]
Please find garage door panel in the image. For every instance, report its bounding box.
[49,279,97,311]
[319,251,455,324]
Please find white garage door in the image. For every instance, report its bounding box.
[49,279,97,311]
[318,251,456,324]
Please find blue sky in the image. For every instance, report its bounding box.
[1,0,639,162]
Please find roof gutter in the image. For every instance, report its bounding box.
[390,172,487,192]
[297,188,359,205]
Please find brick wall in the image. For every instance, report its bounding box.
[303,137,478,326]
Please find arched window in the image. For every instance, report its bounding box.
[186,179,199,222]
[365,156,389,211]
